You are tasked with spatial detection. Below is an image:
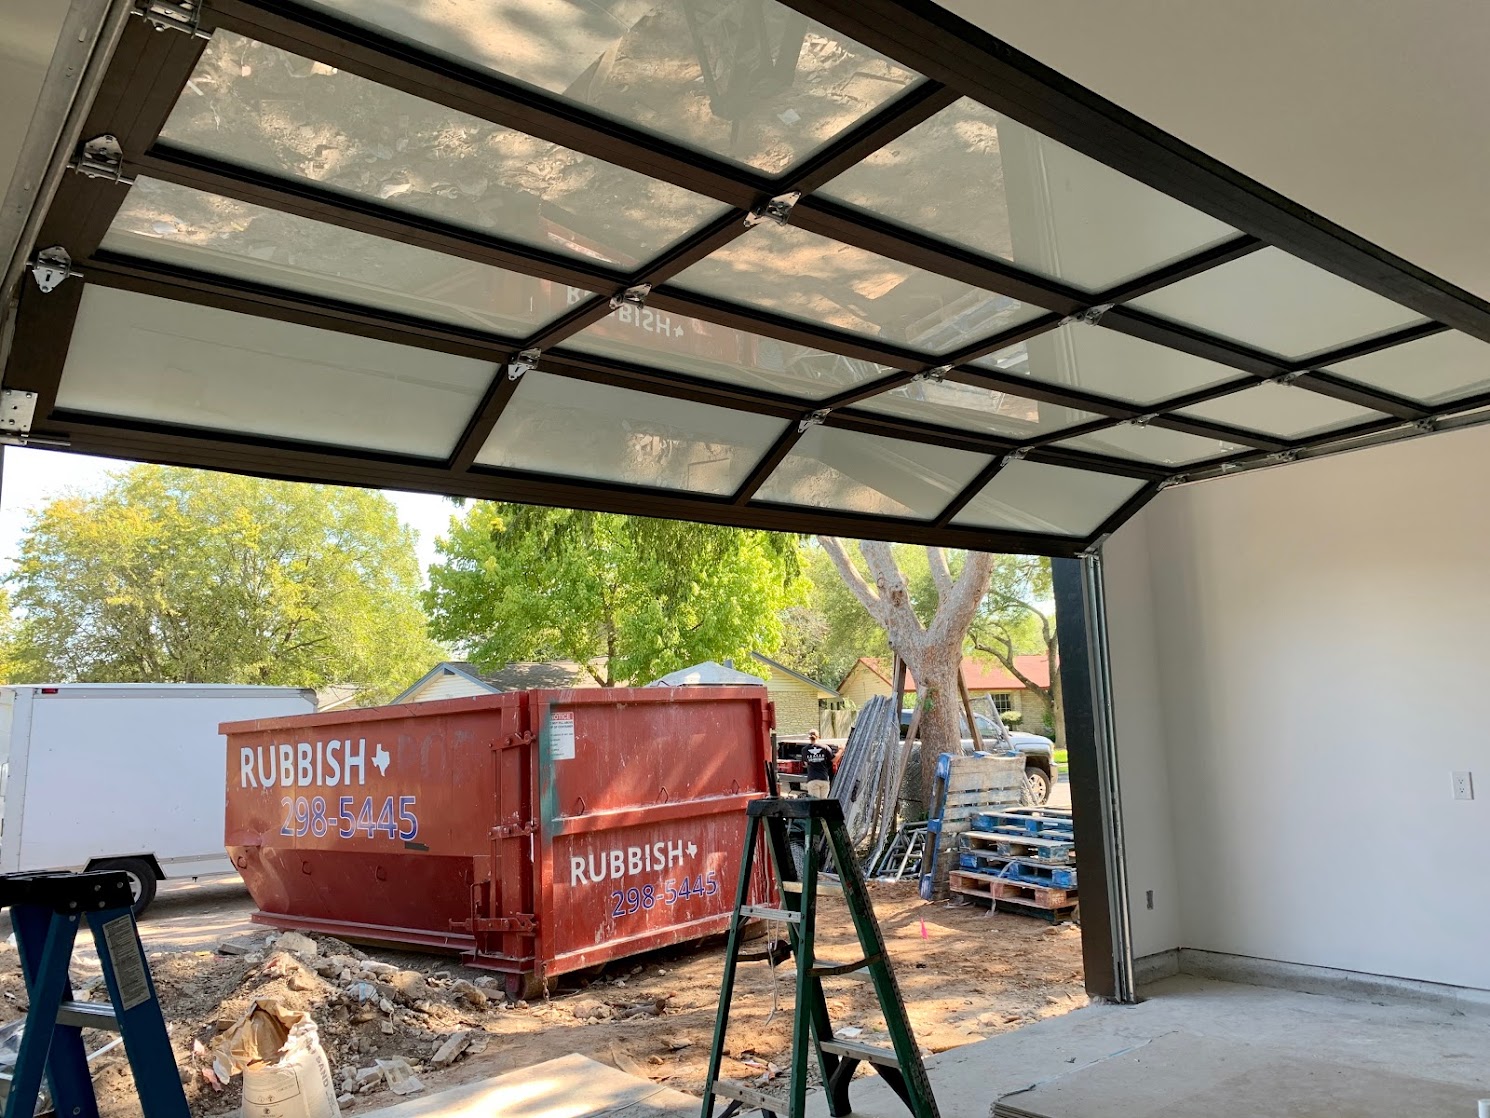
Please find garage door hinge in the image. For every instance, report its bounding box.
[609,284,650,310]
[70,135,134,185]
[744,191,801,229]
[507,348,540,381]
[133,0,211,38]
[30,247,80,293]
[1,391,37,437]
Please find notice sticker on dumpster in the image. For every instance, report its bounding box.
[550,712,575,760]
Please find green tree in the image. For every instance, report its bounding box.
[7,465,437,702]
[970,555,1061,740]
[424,504,804,686]
[776,542,957,691]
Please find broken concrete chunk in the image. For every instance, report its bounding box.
[276,931,319,958]
[466,1033,490,1056]
[430,1031,470,1067]
[217,936,266,956]
[360,961,398,977]
[388,970,431,1002]
[569,999,608,1021]
[377,1058,424,1096]
[662,1036,693,1051]
[337,1094,354,1109]
[449,979,488,1009]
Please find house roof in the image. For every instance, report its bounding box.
[394,659,607,703]
[843,655,1050,693]
[752,653,841,698]
[481,660,608,691]
[648,661,767,687]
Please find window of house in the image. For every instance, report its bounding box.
[992,693,1014,713]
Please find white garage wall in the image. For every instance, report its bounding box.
[1100,520,1181,960]
[1105,424,1490,990]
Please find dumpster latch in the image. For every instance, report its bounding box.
[497,731,536,750]
[492,820,537,838]
[473,915,538,934]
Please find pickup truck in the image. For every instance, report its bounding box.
[776,708,1057,804]
[898,709,1057,804]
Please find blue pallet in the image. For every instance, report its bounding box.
[957,850,1079,889]
[971,811,1075,837]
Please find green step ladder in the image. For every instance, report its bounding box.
[0,870,189,1118]
[701,797,940,1118]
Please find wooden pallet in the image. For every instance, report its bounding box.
[1002,805,1072,819]
[956,850,1078,889]
[962,829,1075,864]
[971,810,1075,838]
[993,896,1079,924]
[949,870,1074,908]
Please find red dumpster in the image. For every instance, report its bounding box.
[222,687,775,996]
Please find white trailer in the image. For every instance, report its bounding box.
[0,684,315,913]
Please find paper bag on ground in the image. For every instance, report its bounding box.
[214,1000,339,1118]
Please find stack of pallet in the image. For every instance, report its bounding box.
[917,753,1027,900]
[949,806,1077,921]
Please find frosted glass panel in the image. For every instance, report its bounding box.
[855,379,1099,440]
[106,178,584,336]
[564,308,892,400]
[1056,423,1242,466]
[301,0,922,175]
[952,460,1144,536]
[1326,330,1490,405]
[754,425,989,519]
[673,222,1040,354]
[973,324,1243,405]
[1176,383,1378,438]
[821,98,1237,292]
[161,31,725,269]
[57,287,495,457]
[477,372,784,494]
[1130,248,1427,359]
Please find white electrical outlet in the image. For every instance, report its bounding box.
[1452,771,1474,800]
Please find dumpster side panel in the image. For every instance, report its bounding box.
[223,696,524,949]
[530,688,773,977]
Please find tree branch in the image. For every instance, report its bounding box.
[926,547,955,602]
[818,536,888,627]
[929,550,993,647]
[860,541,921,635]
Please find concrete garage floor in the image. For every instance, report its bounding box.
[802,975,1490,1118]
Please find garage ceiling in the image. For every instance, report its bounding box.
[4,0,1490,556]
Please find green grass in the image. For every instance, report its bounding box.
[1053,748,1068,765]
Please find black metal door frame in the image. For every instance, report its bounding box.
[1053,553,1136,1003]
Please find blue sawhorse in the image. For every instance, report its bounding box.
[0,871,188,1118]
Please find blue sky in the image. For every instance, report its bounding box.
[0,446,458,580]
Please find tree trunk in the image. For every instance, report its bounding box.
[913,657,963,807]
[1048,636,1064,743]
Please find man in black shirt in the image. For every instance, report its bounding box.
[802,731,837,799]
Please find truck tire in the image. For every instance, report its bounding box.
[95,858,158,917]
[1024,766,1052,805]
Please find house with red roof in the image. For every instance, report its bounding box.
[837,654,1052,732]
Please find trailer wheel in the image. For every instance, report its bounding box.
[94,858,158,917]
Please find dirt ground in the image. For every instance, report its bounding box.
[0,879,1083,1117]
